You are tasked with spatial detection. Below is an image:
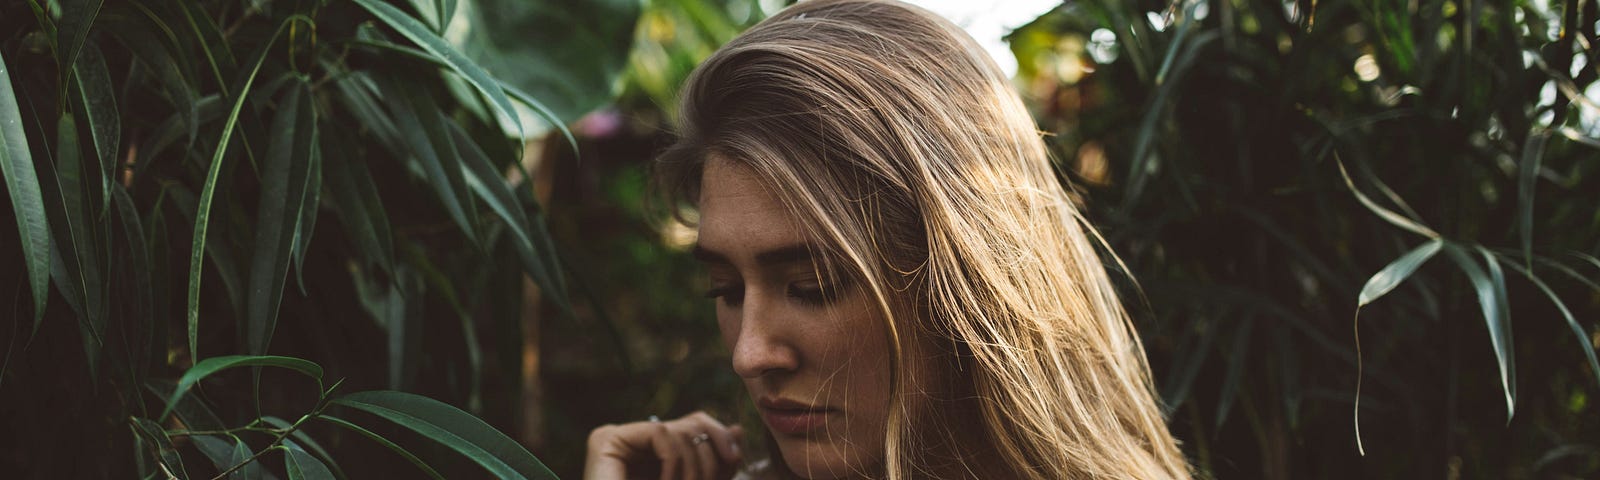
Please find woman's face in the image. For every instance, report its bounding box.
[693,158,891,479]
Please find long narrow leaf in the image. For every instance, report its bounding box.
[1502,261,1600,388]
[1446,245,1517,421]
[1358,239,1444,306]
[187,16,309,360]
[1518,130,1548,268]
[263,417,345,480]
[1337,157,1440,238]
[291,140,322,296]
[0,51,53,328]
[161,355,323,420]
[353,0,524,139]
[323,140,395,275]
[70,43,118,216]
[377,77,479,246]
[48,113,108,358]
[317,415,445,480]
[446,121,562,298]
[246,81,317,356]
[131,417,190,480]
[332,391,556,480]
[228,437,264,480]
[284,441,335,480]
[55,0,105,78]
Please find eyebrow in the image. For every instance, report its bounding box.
[691,243,816,267]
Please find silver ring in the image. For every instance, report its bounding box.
[691,433,710,445]
[648,415,661,423]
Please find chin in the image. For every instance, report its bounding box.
[775,436,881,480]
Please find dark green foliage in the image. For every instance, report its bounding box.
[1013,0,1600,476]
[0,0,637,478]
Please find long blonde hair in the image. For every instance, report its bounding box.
[657,1,1191,478]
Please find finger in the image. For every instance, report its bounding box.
[684,412,742,464]
[690,431,719,480]
[649,423,681,480]
[672,429,701,480]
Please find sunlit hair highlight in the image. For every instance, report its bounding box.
[656,0,1191,478]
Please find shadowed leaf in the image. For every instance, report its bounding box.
[318,415,445,480]
[0,51,52,328]
[1358,239,1445,306]
[332,391,556,480]
[161,355,323,420]
[1447,245,1517,421]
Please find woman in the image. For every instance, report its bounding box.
[585,0,1190,478]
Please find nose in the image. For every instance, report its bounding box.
[729,290,800,379]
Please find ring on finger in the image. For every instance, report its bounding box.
[690,432,710,445]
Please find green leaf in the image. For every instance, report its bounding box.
[354,0,524,139]
[246,81,317,355]
[47,113,108,369]
[332,391,557,480]
[161,355,324,420]
[263,417,345,480]
[0,51,53,328]
[323,140,395,275]
[131,417,190,480]
[1517,130,1547,269]
[461,0,640,124]
[1358,239,1444,306]
[284,441,336,480]
[187,16,308,360]
[317,415,445,480]
[1337,157,1440,238]
[70,42,118,217]
[55,0,105,78]
[1446,245,1517,421]
[190,435,235,473]
[376,77,480,246]
[498,80,577,169]
[228,437,264,480]
[1501,261,1600,389]
[446,121,563,298]
[291,138,322,297]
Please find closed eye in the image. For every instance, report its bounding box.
[705,285,745,306]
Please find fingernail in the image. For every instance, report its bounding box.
[731,443,741,457]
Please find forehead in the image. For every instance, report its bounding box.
[695,158,808,257]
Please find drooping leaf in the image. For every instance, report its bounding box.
[446,121,563,299]
[187,16,309,360]
[191,435,235,473]
[55,0,106,79]
[376,76,480,246]
[46,113,108,372]
[317,415,445,480]
[332,391,557,480]
[131,417,190,480]
[263,417,345,480]
[1501,261,1600,389]
[0,51,53,328]
[245,81,317,356]
[322,140,395,275]
[1517,130,1547,268]
[460,0,640,124]
[1336,157,1440,238]
[1358,238,1444,306]
[284,441,336,480]
[1446,245,1517,421]
[70,42,118,216]
[291,137,322,296]
[161,355,324,420]
[228,437,264,480]
[353,0,524,139]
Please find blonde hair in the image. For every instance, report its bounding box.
[657,0,1190,478]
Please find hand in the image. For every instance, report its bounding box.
[584,411,745,480]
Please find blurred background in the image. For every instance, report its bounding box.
[3,0,1598,478]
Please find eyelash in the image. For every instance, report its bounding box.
[703,282,837,307]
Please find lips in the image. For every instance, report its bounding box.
[758,397,836,435]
